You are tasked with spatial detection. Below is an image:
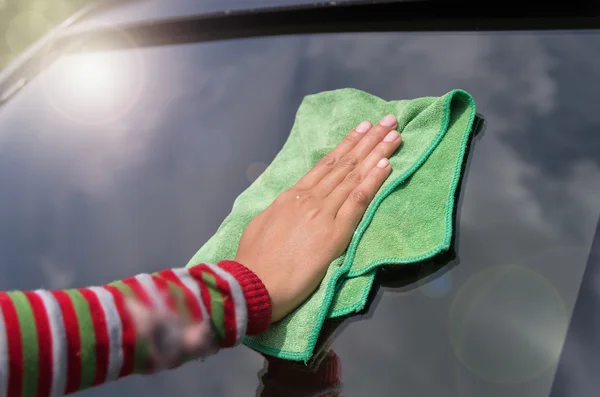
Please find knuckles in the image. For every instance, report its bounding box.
[343,133,362,144]
[297,194,316,206]
[337,155,358,169]
[345,170,363,184]
[319,155,337,168]
[349,189,369,205]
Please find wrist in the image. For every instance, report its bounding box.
[217,260,272,335]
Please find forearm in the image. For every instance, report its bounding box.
[0,260,271,397]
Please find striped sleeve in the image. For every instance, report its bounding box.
[0,260,271,397]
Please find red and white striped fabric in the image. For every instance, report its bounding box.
[0,260,271,397]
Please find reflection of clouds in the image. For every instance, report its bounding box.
[302,34,557,117]
[505,35,600,174]
[522,160,600,244]
[461,137,600,245]
[38,255,76,289]
[461,141,551,234]
[302,33,599,243]
[293,34,596,397]
[0,25,599,397]
[299,33,600,253]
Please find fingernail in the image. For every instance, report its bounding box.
[383,131,400,142]
[355,121,371,133]
[377,158,390,168]
[379,114,397,127]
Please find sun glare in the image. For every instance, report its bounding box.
[41,31,144,125]
[67,54,117,100]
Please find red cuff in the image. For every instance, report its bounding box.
[217,260,272,335]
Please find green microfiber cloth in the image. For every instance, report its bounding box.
[186,88,478,362]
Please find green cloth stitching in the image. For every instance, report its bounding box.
[187,88,478,362]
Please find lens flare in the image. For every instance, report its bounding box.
[448,265,569,384]
[39,26,144,125]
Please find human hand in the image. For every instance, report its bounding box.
[235,115,402,322]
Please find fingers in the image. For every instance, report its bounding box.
[335,158,392,232]
[294,120,372,190]
[324,129,401,213]
[312,114,398,197]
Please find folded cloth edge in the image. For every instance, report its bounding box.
[243,89,477,362]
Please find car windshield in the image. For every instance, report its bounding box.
[0,5,599,397]
[72,0,364,29]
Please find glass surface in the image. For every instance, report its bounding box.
[74,0,361,29]
[0,29,599,397]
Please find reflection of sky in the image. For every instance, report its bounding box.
[71,0,363,30]
[0,3,599,396]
